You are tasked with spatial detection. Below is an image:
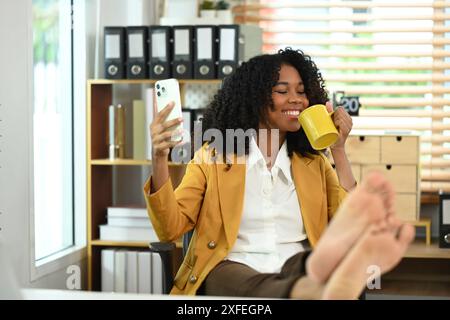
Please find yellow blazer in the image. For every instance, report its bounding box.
[143,145,347,295]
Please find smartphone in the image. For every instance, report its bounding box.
[155,78,183,142]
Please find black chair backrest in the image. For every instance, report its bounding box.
[149,229,195,294]
[182,230,194,257]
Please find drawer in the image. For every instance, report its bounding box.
[346,135,380,164]
[351,164,361,184]
[396,194,418,221]
[361,165,417,193]
[381,136,419,164]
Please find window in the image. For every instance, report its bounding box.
[32,0,74,260]
[235,0,450,198]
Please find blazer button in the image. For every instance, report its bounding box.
[189,275,198,284]
[207,241,216,249]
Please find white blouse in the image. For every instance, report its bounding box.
[225,138,309,273]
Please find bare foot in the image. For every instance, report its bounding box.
[321,220,415,299]
[306,171,395,284]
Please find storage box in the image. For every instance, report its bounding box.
[334,130,421,221]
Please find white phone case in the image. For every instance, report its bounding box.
[155,78,183,141]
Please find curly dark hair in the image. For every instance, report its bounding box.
[201,47,329,158]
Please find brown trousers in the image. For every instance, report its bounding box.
[200,250,324,298]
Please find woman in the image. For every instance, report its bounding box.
[144,48,357,297]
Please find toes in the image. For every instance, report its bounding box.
[305,256,327,284]
[397,223,415,245]
[362,171,387,192]
[361,171,395,216]
[387,215,402,230]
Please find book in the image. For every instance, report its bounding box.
[138,252,152,294]
[132,100,146,160]
[144,87,154,160]
[126,251,138,293]
[116,104,126,158]
[107,216,152,228]
[151,252,164,294]
[101,249,115,292]
[99,225,159,242]
[114,250,126,293]
[107,206,148,218]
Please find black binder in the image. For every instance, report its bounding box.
[125,26,148,79]
[194,26,217,79]
[104,27,126,79]
[148,26,172,79]
[217,25,239,79]
[172,26,194,79]
[439,192,450,248]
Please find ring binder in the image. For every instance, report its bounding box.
[172,26,194,79]
[126,27,148,79]
[194,26,217,79]
[104,27,126,79]
[148,26,172,79]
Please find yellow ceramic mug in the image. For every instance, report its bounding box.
[298,104,338,150]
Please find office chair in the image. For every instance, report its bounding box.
[148,230,194,294]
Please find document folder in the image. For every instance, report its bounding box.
[172,26,194,79]
[439,192,450,248]
[194,25,217,79]
[148,26,172,79]
[126,26,148,79]
[217,25,239,79]
[104,27,126,79]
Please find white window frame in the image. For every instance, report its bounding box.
[29,0,87,282]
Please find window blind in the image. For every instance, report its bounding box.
[234,0,450,199]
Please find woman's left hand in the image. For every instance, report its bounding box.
[325,101,353,150]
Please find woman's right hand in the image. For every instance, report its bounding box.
[150,101,184,160]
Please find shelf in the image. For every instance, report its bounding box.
[90,159,186,166]
[87,79,217,291]
[404,239,450,259]
[89,239,447,258]
[87,79,222,85]
[91,239,182,248]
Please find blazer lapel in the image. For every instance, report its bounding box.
[291,153,326,246]
[216,155,246,248]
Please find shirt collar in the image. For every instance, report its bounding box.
[247,137,265,170]
[247,138,293,184]
[273,140,293,184]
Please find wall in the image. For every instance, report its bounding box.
[0,0,35,289]
[0,0,159,292]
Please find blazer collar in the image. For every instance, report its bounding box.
[291,152,324,247]
[216,152,246,248]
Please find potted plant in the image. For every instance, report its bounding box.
[216,0,232,23]
[199,0,216,18]
[216,0,229,10]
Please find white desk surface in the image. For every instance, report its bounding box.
[20,289,261,300]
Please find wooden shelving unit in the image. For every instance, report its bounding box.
[86,78,217,291]
[91,240,182,248]
[90,159,184,166]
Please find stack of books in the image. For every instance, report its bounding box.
[99,206,159,242]
[101,249,164,294]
